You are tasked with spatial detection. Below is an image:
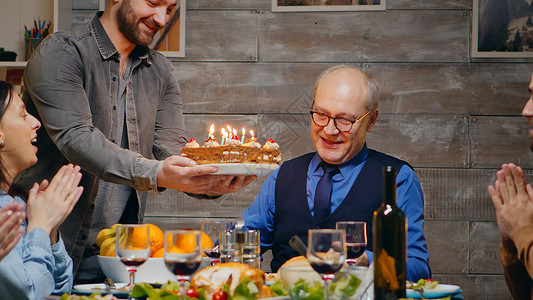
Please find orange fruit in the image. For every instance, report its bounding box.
[152,247,164,258]
[133,224,165,257]
[128,246,144,251]
[168,246,185,254]
[176,232,200,253]
[201,233,213,257]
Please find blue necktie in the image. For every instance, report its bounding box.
[314,162,340,223]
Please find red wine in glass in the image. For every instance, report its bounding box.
[346,242,366,259]
[310,261,343,275]
[120,258,147,267]
[203,248,221,259]
[165,260,201,276]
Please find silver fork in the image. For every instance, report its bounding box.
[412,287,428,299]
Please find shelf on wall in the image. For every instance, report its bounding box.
[0,61,28,68]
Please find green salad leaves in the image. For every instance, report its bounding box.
[288,274,361,300]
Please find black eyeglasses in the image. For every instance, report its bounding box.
[310,110,370,132]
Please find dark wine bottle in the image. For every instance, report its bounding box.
[373,166,407,300]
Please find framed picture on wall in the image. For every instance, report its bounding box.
[99,0,186,57]
[472,0,533,57]
[272,0,385,12]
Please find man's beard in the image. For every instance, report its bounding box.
[117,0,160,47]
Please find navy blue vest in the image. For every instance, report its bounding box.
[270,150,410,272]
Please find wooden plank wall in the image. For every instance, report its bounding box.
[72,0,533,298]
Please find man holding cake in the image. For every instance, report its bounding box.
[242,65,431,281]
[15,0,255,284]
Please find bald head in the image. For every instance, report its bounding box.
[313,65,379,112]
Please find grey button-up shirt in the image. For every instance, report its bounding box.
[16,12,187,275]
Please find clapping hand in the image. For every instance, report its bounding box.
[26,164,84,243]
[0,202,25,261]
[488,163,533,240]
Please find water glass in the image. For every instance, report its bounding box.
[241,230,261,269]
[219,230,241,263]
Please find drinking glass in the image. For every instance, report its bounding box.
[306,229,346,300]
[201,221,234,265]
[336,221,367,266]
[116,224,151,295]
[164,230,203,300]
[241,230,261,269]
[219,229,241,263]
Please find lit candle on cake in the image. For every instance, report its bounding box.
[208,123,215,139]
[221,128,228,145]
[250,129,255,141]
[226,124,233,138]
[241,127,246,144]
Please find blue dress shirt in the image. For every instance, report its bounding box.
[242,144,431,281]
[0,191,73,299]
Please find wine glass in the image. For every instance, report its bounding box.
[306,229,346,300]
[115,224,151,295]
[336,221,367,266]
[201,221,234,266]
[164,230,203,300]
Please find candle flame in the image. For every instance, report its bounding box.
[221,128,228,137]
[226,124,232,137]
[209,123,215,135]
[233,128,238,137]
[250,130,255,138]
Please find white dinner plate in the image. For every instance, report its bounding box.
[205,163,279,176]
[406,284,462,299]
[73,283,129,297]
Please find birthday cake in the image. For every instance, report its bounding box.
[180,125,282,165]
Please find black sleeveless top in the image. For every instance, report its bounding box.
[270,150,409,272]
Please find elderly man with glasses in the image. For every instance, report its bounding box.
[242,65,431,281]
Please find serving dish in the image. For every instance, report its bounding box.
[98,256,176,284]
[205,163,279,176]
[406,284,462,299]
[72,283,129,297]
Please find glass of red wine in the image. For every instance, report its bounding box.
[201,221,234,266]
[115,224,151,295]
[306,229,346,300]
[164,230,203,300]
[336,221,367,266]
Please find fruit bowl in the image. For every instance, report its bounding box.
[98,256,176,284]
[98,256,212,284]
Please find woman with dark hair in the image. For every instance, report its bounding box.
[0,81,84,299]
